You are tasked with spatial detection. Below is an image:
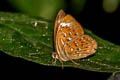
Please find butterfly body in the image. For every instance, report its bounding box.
[53,10,97,63]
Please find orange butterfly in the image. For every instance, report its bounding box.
[52,10,97,67]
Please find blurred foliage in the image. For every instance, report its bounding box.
[69,0,87,15]
[8,0,66,20]
[7,0,88,20]
[103,0,119,13]
[7,0,120,20]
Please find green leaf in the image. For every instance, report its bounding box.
[0,12,120,73]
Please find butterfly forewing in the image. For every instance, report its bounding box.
[54,10,65,49]
[56,15,85,61]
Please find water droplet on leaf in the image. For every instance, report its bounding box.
[36,49,39,52]
[45,26,48,29]
[2,38,5,40]
[19,45,23,48]
[42,34,46,36]
[47,38,50,40]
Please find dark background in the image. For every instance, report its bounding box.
[0,0,119,79]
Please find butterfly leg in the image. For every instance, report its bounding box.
[53,58,57,64]
[58,58,64,69]
[64,49,80,65]
[65,52,80,65]
[69,59,80,65]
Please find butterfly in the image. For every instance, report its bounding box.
[52,9,97,67]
